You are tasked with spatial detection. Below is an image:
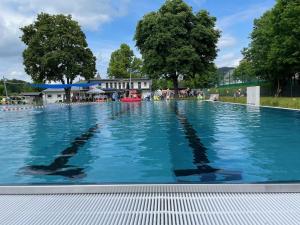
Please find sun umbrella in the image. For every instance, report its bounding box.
[87,89,105,94]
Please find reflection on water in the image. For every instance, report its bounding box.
[21,103,135,180]
[172,102,242,183]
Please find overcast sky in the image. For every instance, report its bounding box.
[0,0,275,81]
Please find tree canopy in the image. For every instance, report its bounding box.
[107,43,144,78]
[183,64,218,88]
[21,13,96,102]
[232,59,256,83]
[135,0,220,96]
[243,0,300,96]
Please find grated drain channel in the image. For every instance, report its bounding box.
[0,185,300,225]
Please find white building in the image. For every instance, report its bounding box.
[42,87,83,104]
[42,78,152,103]
[89,78,152,99]
[21,92,43,105]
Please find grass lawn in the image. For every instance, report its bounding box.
[219,96,247,104]
[219,97,300,109]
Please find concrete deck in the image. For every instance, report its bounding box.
[0,184,300,225]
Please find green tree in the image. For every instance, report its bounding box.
[232,59,256,83]
[0,79,38,96]
[245,0,300,96]
[107,43,144,78]
[183,64,218,89]
[21,13,96,102]
[0,84,4,96]
[151,79,174,91]
[135,0,220,97]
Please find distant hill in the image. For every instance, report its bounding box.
[0,79,37,96]
[217,67,235,85]
[217,67,235,75]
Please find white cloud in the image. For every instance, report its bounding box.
[217,3,270,30]
[0,0,131,80]
[215,1,274,68]
[215,52,242,68]
[96,45,118,77]
[218,34,237,49]
[4,0,131,30]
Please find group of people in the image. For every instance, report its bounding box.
[153,88,205,100]
[233,88,245,98]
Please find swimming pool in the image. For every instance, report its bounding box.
[0,101,300,184]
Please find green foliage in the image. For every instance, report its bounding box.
[232,59,256,82]
[183,64,218,88]
[151,79,174,90]
[0,79,37,96]
[21,13,96,101]
[219,96,247,104]
[107,43,144,78]
[209,81,271,97]
[135,0,220,96]
[261,97,300,109]
[244,0,300,96]
[219,96,300,109]
[0,85,4,96]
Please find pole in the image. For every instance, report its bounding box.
[129,70,132,89]
[291,77,293,97]
[3,76,8,98]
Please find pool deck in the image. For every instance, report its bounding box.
[1,184,300,225]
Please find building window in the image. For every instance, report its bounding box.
[131,82,134,89]
[138,82,141,89]
[57,94,62,98]
[106,83,109,89]
[118,83,121,89]
[144,82,147,87]
[47,94,52,98]
[114,83,117,88]
[110,83,113,88]
[122,83,125,89]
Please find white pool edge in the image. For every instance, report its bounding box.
[208,100,300,111]
[0,183,300,194]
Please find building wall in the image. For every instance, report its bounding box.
[99,80,151,90]
[24,96,35,105]
[24,96,43,105]
[43,92,65,104]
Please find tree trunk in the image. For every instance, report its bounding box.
[173,76,179,99]
[65,88,71,103]
[275,79,281,97]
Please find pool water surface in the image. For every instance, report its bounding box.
[0,101,300,184]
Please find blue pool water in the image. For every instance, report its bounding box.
[0,101,300,184]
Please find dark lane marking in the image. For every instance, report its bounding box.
[21,124,99,178]
[173,103,242,182]
[21,104,131,179]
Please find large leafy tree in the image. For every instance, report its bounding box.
[184,64,218,88]
[244,0,300,96]
[21,13,96,102]
[107,43,144,78]
[232,59,256,83]
[135,0,220,97]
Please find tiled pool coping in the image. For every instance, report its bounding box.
[0,183,300,194]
